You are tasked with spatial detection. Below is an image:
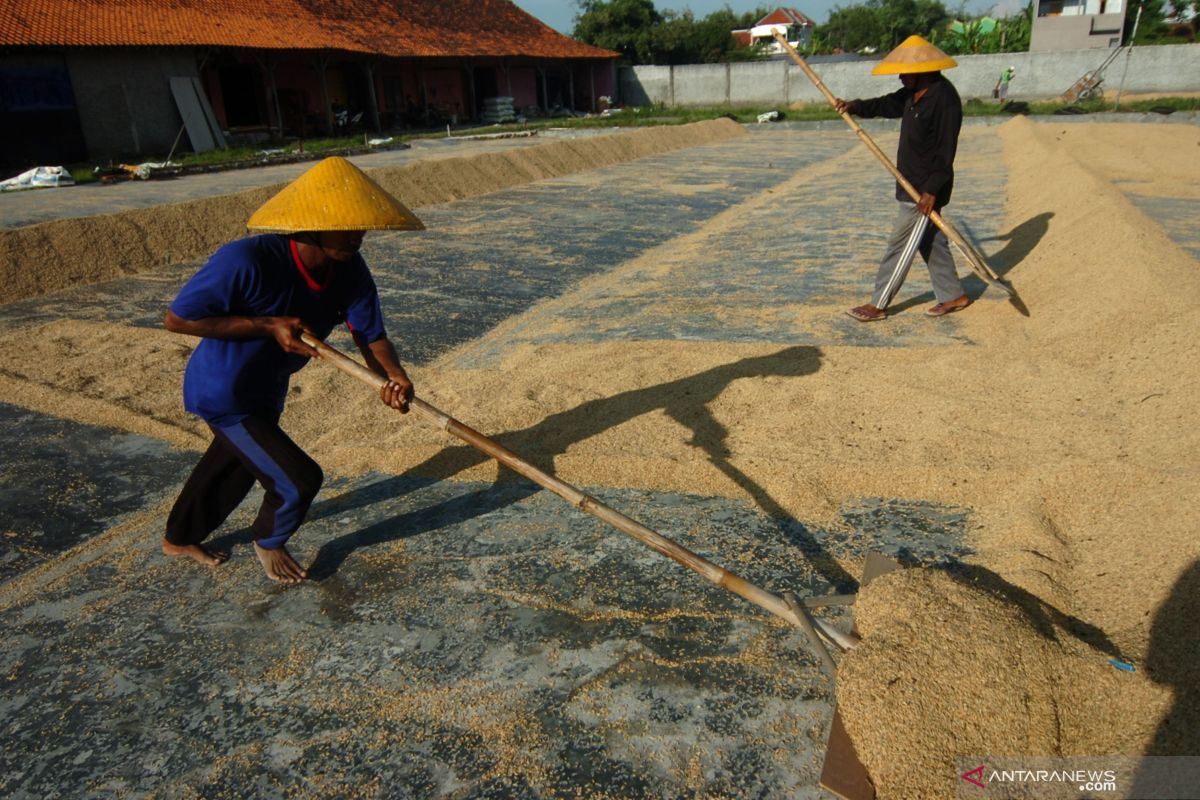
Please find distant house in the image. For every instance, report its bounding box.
[0,0,618,170]
[1030,0,1127,50]
[732,8,817,54]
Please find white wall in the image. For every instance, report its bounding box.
[619,44,1200,107]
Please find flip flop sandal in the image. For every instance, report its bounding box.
[925,300,969,317]
[846,305,886,322]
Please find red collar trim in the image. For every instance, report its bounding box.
[289,238,332,292]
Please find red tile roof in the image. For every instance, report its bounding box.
[0,0,617,58]
[758,7,817,28]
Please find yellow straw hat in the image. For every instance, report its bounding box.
[247,156,424,232]
[871,35,957,75]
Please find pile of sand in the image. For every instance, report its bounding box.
[0,117,1196,796]
[0,119,745,306]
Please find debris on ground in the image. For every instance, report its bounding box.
[0,166,75,191]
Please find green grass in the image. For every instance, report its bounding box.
[1111,95,1200,112]
[62,96,1198,184]
[68,135,374,184]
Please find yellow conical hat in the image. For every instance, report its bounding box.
[871,35,957,75]
[247,156,424,232]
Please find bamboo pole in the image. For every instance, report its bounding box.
[301,332,859,654]
[784,591,837,679]
[771,31,1023,308]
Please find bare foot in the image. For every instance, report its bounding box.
[254,542,308,584]
[162,538,229,567]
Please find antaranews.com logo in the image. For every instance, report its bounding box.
[956,756,1200,799]
[959,762,1117,795]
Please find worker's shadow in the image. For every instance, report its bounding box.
[305,345,856,591]
[1129,559,1200,795]
[895,556,1123,657]
[976,211,1054,279]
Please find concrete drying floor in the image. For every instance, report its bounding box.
[4,121,1192,798]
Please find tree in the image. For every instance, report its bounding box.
[1165,0,1198,40]
[931,3,1032,54]
[998,4,1033,53]
[573,1,773,64]
[573,0,662,63]
[821,3,888,52]
[817,0,952,54]
[685,6,773,63]
[1125,0,1197,42]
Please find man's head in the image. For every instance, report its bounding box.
[870,35,957,82]
[246,156,424,239]
[899,72,940,90]
[296,230,367,263]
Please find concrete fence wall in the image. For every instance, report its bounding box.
[619,44,1200,107]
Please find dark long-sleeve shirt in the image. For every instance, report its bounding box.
[852,75,963,209]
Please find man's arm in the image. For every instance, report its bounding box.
[359,335,413,413]
[835,89,908,119]
[163,309,319,359]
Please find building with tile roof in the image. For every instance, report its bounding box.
[732,7,817,55]
[0,0,618,170]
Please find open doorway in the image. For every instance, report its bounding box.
[218,62,264,127]
[473,66,499,116]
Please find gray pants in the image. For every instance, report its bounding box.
[871,201,963,310]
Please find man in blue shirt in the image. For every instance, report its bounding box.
[163,157,423,583]
[834,36,970,322]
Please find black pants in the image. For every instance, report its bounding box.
[165,413,323,550]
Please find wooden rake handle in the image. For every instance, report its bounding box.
[770,32,1014,298]
[301,332,859,654]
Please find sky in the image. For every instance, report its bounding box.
[510,0,1014,34]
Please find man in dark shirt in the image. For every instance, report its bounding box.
[834,35,970,321]
[162,157,423,583]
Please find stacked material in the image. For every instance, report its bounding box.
[481,96,517,124]
[0,166,74,191]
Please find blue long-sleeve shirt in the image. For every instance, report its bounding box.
[853,75,963,209]
[169,234,386,427]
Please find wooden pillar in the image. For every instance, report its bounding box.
[589,62,596,112]
[464,60,477,122]
[255,53,284,137]
[568,63,575,112]
[363,60,381,132]
[314,53,333,135]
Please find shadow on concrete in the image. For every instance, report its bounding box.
[303,345,858,590]
[1127,560,1200,795]
[307,481,539,581]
